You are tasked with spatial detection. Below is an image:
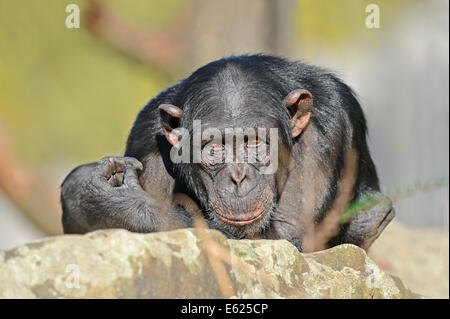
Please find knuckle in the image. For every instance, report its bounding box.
[100,156,114,162]
[125,157,142,170]
[99,156,124,164]
[98,157,114,167]
[124,156,140,165]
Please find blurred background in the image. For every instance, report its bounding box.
[0,0,448,297]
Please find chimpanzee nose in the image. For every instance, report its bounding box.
[230,163,247,185]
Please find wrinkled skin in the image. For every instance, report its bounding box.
[200,148,278,238]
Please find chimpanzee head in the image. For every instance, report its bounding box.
[159,58,313,238]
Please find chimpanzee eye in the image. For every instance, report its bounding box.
[246,139,262,148]
[202,143,225,166]
[210,143,224,154]
[244,139,269,165]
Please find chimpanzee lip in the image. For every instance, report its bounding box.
[216,210,265,226]
[211,186,273,227]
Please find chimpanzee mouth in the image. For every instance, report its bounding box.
[215,209,265,226]
[210,187,274,227]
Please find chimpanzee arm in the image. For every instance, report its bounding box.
[327,74,395,251]
[61,80,192,234]
[61,156,192,234]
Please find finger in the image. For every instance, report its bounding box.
[98,156,128,176]
[123,157,144,171]
[107,172,124,187]
[97,157,115,179]
[106,156,127,173]
[123,164,141,189]
[96,156,142,184]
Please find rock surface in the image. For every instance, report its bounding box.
[0,228,420,298]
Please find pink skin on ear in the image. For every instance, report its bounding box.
[159,104,183,147]
[165,129,180,147]
[283,89,313,138]
[292,112,311,137]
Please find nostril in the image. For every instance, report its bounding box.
[231,173,246,185]
[230,164,247,186]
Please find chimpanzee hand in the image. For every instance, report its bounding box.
[62,155,193,234]
[339,194,395,251]
[81,156,163,231]
[96,156,144,188]
[62,156,161,233]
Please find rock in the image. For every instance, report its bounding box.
[0,228,420,298]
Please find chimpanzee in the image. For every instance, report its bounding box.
[61,54,394,251]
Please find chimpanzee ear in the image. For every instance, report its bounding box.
[283,89,313,138]
[159,104,183,147]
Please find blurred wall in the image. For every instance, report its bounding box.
[352,0,449,228]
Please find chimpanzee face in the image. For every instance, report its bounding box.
[195,119,280,238]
